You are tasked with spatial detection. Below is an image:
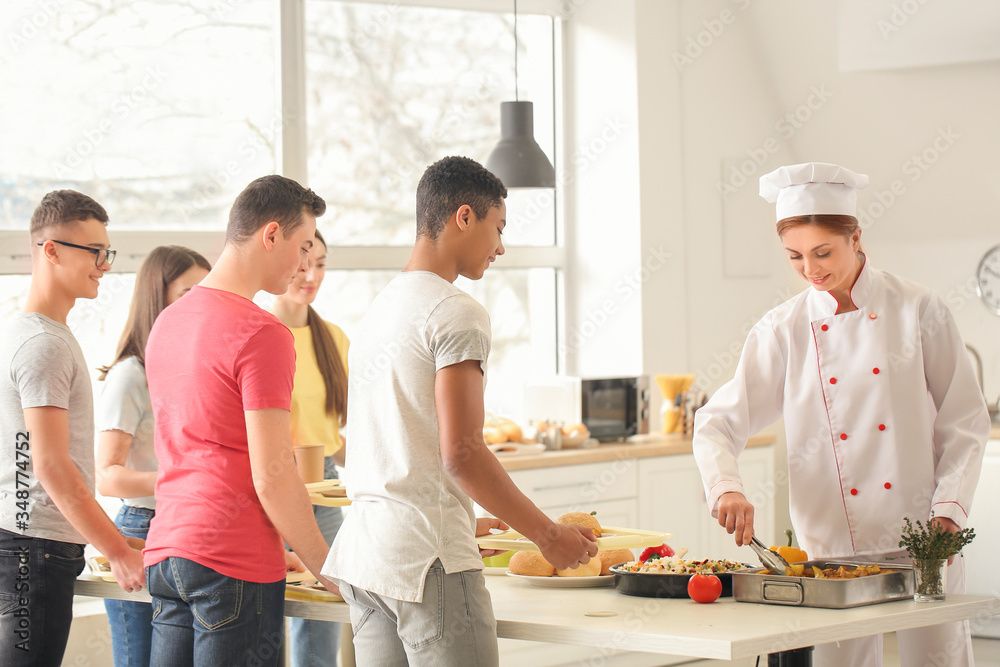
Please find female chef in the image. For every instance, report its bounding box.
[692,162,989,667]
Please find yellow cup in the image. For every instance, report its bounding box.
[293,444,325,483]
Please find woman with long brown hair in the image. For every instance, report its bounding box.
[96,245,210,667]
[270,230,349,666]
[692,163,988,666]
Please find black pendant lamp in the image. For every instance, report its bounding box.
[485,0,555,188]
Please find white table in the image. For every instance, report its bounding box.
[76,572,1000,662]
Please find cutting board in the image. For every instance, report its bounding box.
[476,526,672,552]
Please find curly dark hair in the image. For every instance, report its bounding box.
[415,156,507,240]
[227,175,326,244]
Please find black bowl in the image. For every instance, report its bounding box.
[610,567,736,599]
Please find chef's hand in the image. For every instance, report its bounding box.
[109,544,146,594]
[536,523,598,571]
[475,517,510,558]
[718,492,755,547]
[284,550,307,573]
[930,516,961,565]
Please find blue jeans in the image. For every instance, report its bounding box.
[106,505,155,667]
[288,457,343,667]
[0,528,85,666]
[147,557,285,667]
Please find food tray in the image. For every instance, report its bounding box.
[285,579,344,602]
[476,526,671,553]
[731,559,914,608]
[86,556,116,583]
[610,567,741,599]
[305,479,351,507]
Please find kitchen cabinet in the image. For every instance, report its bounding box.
[963,438,1000,638]
[506,460,639,526]
[638,445,775,561]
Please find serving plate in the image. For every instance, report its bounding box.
[506,572,614,588]
[477,526,671,553]
[609,566,740,599]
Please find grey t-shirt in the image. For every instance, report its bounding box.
[324,271,491,603]
[0,313,94,543]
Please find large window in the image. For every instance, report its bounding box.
[0,0,277,230]
[1,0,563,421]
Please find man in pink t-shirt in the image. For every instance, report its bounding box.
[144,175,336,666]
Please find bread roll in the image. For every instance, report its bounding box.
[598,549,634,575]
[508,551,555,577]
[555,557,602,577]
[556,511,602,537]
[483,426,507,445]
[499,421,523,443]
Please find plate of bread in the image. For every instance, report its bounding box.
[505,548,633,587]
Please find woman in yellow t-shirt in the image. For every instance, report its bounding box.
[271,230,348,666]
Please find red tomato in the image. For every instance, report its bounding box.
[687,574,723,603]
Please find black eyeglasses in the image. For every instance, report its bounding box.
[37,240,117,267]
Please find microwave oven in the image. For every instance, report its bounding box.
[581,376,650,442]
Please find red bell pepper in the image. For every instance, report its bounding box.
[639,543,676,562]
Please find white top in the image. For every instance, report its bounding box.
[759,162,869,221]
[323,271,491,603]
[97,356,156,509]
[0,313,94,543]
[693,259,989,558]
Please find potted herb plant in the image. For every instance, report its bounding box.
[899,516,975,601]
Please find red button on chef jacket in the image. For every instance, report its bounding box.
[873,368,880,374]
[830,378,837,384]
[851,488,858,495]
[821,324,829,331]
[884,482,892,489]
[840,433,848,440]
[879,424,886,431]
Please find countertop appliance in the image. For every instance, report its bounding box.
[581,376,650,442]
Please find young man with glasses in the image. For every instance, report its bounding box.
[0,190,145,666]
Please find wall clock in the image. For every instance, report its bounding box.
[976,245,1000,315]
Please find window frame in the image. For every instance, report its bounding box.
[0,0,567,367]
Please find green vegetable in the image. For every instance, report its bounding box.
[898,516,975,561]
[899,515,976,598]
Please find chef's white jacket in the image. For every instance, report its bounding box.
[693,258,989,558]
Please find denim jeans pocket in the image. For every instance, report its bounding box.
[150,597,162,622]
[116,506,154,537]
[43,539,85,568]
[186,571,244,631]
[398,565,445,650]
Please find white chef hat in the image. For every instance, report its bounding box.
[759,162,869,222]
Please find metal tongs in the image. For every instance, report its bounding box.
[749,535,791,574]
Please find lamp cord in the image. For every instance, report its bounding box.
[513,0,519,102]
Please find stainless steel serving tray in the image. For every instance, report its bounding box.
[731,559,914,609]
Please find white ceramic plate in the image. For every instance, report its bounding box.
[505,572,615,588]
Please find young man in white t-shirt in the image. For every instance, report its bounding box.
[0,191,145,665]
[325,156,597,666]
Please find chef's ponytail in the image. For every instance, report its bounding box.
[776,215,863,253]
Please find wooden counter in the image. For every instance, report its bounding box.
[497,433,775,472]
